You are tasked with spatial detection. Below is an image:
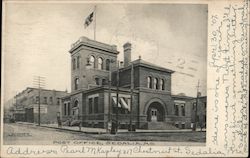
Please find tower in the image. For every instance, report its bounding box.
[69,37,119,92]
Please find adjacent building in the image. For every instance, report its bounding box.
[61,36,207,130]
[12,87,68,124]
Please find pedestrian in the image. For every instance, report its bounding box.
[78,120,82,131]
[57,112,62,128]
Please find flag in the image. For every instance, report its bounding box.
[84,12,94,28]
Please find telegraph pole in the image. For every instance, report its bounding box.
[107,59,115,133]
[129,63,134,131]
[193,80,200,131]
[116,61,119,134]
[33,76,45,126]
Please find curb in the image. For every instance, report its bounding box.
[15,122,206,134]
[16,122,106,134]
[39,125,106,134]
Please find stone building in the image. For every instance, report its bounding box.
[12,87,68,124]
[62,36,207,130]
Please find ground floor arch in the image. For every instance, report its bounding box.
[146,101,165,122]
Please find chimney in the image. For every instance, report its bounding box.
[123,42,131,67]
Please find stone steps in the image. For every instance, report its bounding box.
[148,121,179,130]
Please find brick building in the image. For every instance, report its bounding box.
[62,36,206,130]
[12,87,68,124]
[191,96,207,128]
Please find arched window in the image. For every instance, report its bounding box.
[98,57,103,70]
[155,78,159,89]
[73,100,79,116]
[74,100,79,108]
[160,79,165,90]
[102,79,106,85]
[174,104,179,116]
[181,104,185,116]
[106,59,110,71]
[89,55,95,68]
[95,78,100,85]
[147,76,152,88]
[74,78,79,90]
[72,58,76,70]
[153,78,158,89]
[77,56,80,68]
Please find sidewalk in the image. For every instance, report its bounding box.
[16,122,205,134]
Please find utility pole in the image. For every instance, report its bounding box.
[108,59,115,133]
[193,80,200,131]
[116,61,119,134]
[33,76,45,126]
[94,5,97,40]
[129,63,134,131]
[108,64,112,132]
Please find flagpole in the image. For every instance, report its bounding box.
[94,5,97,40]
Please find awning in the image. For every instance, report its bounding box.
[112,97,122,108]
[120,98,130,111]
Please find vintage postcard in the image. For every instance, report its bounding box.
[1,0,249,157]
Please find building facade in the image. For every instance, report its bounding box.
[12,88,68,124]
[62,36,207,130]
[191,96,207,129]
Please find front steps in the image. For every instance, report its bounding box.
[147,121,179,130]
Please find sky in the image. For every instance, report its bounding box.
[3,2,208,103]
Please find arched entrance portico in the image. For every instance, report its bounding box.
[146,101,165,122]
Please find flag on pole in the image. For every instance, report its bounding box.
[84,12,94,28]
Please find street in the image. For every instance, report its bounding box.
[3,123,206,145]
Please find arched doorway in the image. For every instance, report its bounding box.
[146,102,165,122]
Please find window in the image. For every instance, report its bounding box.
[67,102,71,115]
[147,76,152,88]
[196,115,199,122]
[94,97,99,113]
[98,57,103,70]
[95,78,100,85]
[89,98,93,114]
[75,78,79,90]
[64,103,67,115]
[193,102,196,110]
[153,78,158,89]
[102,79,106,85]
[155,78,159,89]
[106,59,110,70]
[49,97,53,104]
[174,104,179,116]
[44,97,47,104]
[181,104,185,116]
[73,58,76,70]
[77,56,80,68]
[160,79,165,90]
[74,100,79,108]
[57,98,60,105]
[73,100,79,116]
[36,96,39,103]
[89,55,95,68]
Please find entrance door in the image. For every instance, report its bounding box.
[151,108,157,122]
